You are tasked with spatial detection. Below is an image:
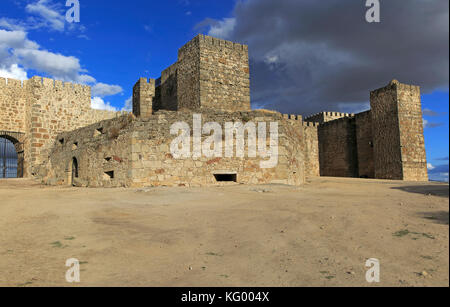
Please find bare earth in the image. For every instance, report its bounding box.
[0,177,448,287]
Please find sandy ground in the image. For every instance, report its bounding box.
[0,177,448,287]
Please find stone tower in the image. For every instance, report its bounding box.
[133,34,251,116]
[370,80,428,181]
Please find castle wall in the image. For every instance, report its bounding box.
[42,114,134,186]
[197,35,251,112]
[177,37,201,111]
[134,35,251,115]
[43,110,305,187]
[0,76,121,177]
[302,122,320,177]
[396,83,428,181]
[355,111,374,178]
[132,78,155,117]
[27,76,120,176]
[0,78,29,134]
[318,117,358,178]
[370,82,403,180]
[159,63,178,111]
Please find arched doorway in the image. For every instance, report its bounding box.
[0,134,20,179]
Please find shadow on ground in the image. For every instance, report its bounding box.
[418,211,449,225]
[391,185,449,198]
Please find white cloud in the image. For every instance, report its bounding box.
[25,0,65,32]
[122,96,132,111]
[91,97,117,111]
[0,29,39,49]
[76,74,96,84]
[208,18,236,39]
[92,83,123,97]
[0,64,28,80]
[0,29,122,99]
[427,163,435,170]
[14,48,83,80]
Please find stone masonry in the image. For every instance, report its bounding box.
[0,34,429,186]
[0,76,123,177]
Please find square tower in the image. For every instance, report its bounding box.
[177,34,251,112]
[370,80,428,181]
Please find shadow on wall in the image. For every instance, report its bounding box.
[390,185,449,198]
[418,211,449,225]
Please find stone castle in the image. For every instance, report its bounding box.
[0,34,428,187]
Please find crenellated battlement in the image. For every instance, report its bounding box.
[282,114,303,121]
[302,122,320,127]
[0,77,28,89]
[26,76,91,95]
[319,115,355,127]
[304,111,355,122]
[179,34,248,55]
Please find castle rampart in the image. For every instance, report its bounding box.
[134,34,251,115]
[0,76,121,177]
[304,80,428,181]
[1,34,429,185]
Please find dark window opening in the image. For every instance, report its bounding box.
[104,171,114,179]
[72,157,79,185]
[94,128,103,137]
[214,173,237,182]
[59,138,64,145]
[105,157,112,162]
[72,142,78,150]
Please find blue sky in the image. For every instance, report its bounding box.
[0,0,448,182]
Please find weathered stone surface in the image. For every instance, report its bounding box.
[43,110,305,187]
[0,76,122,177]
[0,35,428,186]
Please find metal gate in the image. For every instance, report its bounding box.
[0,131,24,179]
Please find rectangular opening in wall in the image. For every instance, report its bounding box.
[104,157,112,162]
[214,173,237,182]
[72,142,78,150]
[103,171,114,180]
[59,138,64,145]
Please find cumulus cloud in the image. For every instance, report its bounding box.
[91,83,123,97]
[91,97,117,112]
[15,48,83,80]
[0,64,28,80]
[197,0,449,115]
[427,163,435,171]
[0,28,122,100]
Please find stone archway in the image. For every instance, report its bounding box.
[0,131,24,179]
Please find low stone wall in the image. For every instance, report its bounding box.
[42,110,305,187]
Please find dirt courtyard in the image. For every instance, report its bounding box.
[0,177,448,287]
